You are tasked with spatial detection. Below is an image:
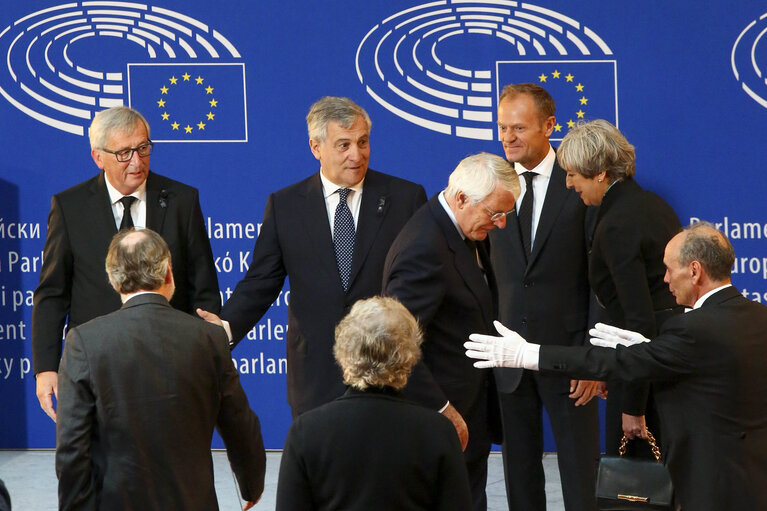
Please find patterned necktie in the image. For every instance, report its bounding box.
[333,188,355,291]
[119,196,137,230]
[518,172,536,255]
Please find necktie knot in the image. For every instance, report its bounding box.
[119,196,137,230]
[338,187,351,202]
[523,171,536,187]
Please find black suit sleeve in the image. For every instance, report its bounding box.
[214,330,266,502]
[384,234,450,409]
[183,189,221,314]
[221,193,288,345]
[55,328,98,511]
[32,195,73,374]
[597,220,657,415]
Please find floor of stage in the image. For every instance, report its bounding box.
[0,450,566,510]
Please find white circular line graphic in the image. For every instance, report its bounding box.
[356,1,613,140]
[0,2,241,135]
[731,11,767,109]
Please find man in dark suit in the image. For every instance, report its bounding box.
[490,83,600,511]
[56,229,265,511]
[466,222,767,511]
[276,296,472,510]
[197,97,426,417]
[383,152,519,511]
[32,106,220,422]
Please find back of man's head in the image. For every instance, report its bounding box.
[106,229,170,294]
[679,222,734,283]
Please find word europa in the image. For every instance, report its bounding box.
[0,357,31,379]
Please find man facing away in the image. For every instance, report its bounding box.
[33,106,220,422]
[56,229,265,511]
[197,96,426,417]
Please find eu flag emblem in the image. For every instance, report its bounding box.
[497,60,617,141]
[127,63,247,142]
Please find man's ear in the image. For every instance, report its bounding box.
[309,138,321,160]
[91,148,105,169]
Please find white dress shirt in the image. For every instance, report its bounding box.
[104,175,147,230]
[514,145,555,250]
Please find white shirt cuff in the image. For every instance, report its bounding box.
[522,343,540,370]
[222,320,234,345]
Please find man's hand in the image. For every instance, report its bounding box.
[36,371,58,422]
[589,323,650,349]
[569,379,600,406]
[196,308,223,327]
[622,413,648,440]
[442,403,469,451]
[464,321,530,368]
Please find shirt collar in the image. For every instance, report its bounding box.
[104,172,147,204]
[693,283,733,309]
[514,145,555,179]
[319,170,364,199]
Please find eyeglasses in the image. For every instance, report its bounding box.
[484,206,515,222]
[101,141,154,162]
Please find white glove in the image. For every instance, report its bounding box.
[589,322,650,349]
[465,321,532,368]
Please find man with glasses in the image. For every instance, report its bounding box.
[382,152,519,511]
[32,106,219,422]
[489,83,601,511]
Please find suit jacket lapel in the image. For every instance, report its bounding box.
[145,172,168,233]
[299,173,343,289]
[430,198,494,327]
[90,173,119,240]
[528,160,568,269]
[348,171,387,288]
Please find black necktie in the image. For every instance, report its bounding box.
[333,188,355,291]
[119,196,136,230]
[518,172,536,255]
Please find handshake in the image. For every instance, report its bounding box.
[464,321,650,368]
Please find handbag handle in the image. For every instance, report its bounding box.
[617,429,662,463]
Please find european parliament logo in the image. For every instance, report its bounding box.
[356,1,617,141]
[732,11,767,110]
[0,2,246,142]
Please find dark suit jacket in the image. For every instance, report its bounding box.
[383,195,496,459]
[221,169,426,416]
[276,386,472,511]
[32,171,220,374]
[56,294,265,511]
[589,178,681,416]
[540,286,767,511]
[489,158,595,393]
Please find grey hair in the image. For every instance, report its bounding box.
[306,96,372,143]
[444,152,520,204]
[333,296,422,391]
[557,119,635,182]
[106,229,170,294]
[678,222,734,282]
[89,106,151,150]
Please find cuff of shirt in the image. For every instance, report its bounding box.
[522,343,540,371]
[222,320,234,345]
[438,401,450,414]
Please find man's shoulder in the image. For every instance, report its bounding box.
[53,173,102,201]
[146,171,198,194]
[364,168,424,192]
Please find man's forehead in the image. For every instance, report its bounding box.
[107,123,147,145]
[326,118,368,139]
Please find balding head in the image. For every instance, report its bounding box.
[663,222,733,307]
[106,229,174,300]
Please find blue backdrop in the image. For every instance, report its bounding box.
[1,0,766,450]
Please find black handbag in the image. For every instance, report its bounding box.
[596,430,677,510]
